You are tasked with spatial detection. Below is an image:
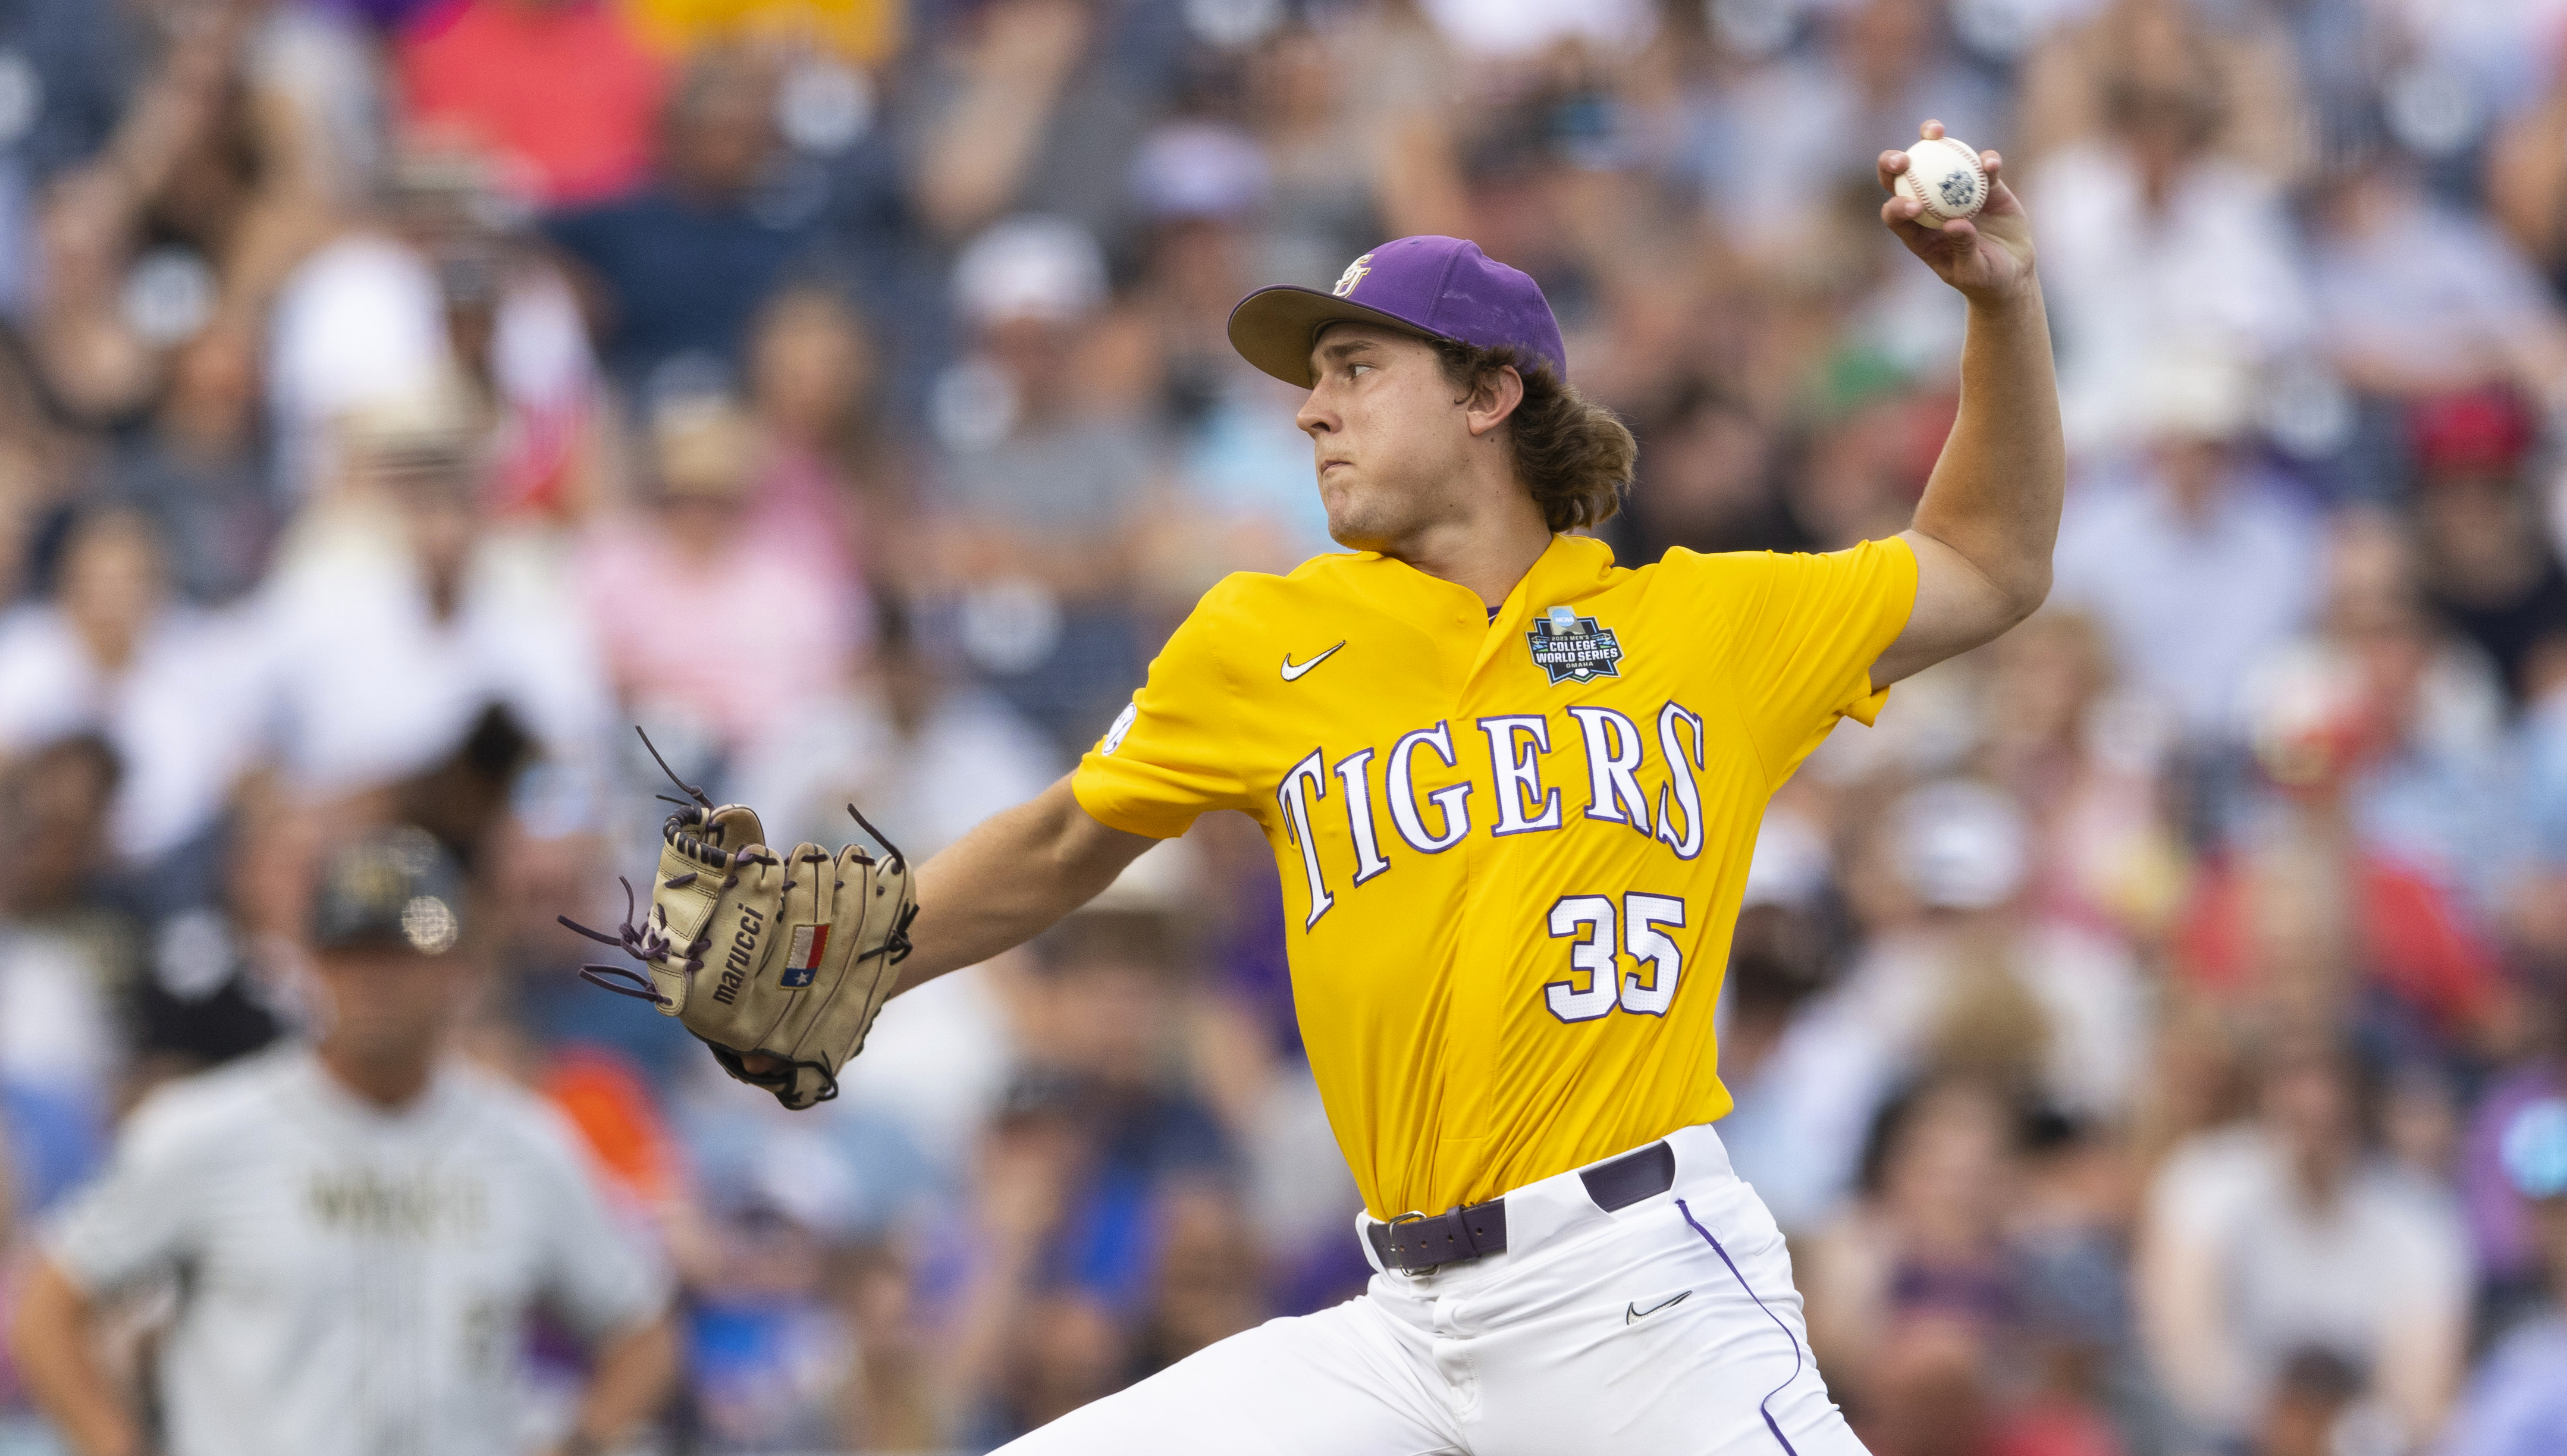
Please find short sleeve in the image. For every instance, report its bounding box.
[529,1116,669,1341]
[46,1097,208,1294]
[1714,538,1918,783]
[1071,585,1256,839]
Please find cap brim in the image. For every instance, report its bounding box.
[1226,286,1449,388]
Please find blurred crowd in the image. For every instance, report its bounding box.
[4,0,2567,1452]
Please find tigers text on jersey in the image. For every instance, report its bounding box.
[1074,533,1916,1220]
[47,1047,668,1456]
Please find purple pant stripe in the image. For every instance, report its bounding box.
[1675,1197,1804,1456]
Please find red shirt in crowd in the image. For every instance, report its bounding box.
[398,0,667,206]
[2177,851,2501,1038]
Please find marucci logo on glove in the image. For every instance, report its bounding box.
[782,924,829,987]
[711,903,766,1005]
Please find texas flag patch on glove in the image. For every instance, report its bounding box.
[781,924,829,987]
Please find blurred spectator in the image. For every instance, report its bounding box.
[2178,610,2506,1055]
[2015,0,2304,183]
[2026,75,2311,454]
[931,214,1153,752]
[256,388,613,804]
[2315,517,2524,914]
[2308,153,2567,498]
[741,283,902,585]
[2405,388,2567,707]
[2136,1037,2469,1451]
[1730,782,2144,1235]
[267,146,604,509]
[1807,1076,2129,1456]
[682,1196,859,1452]
[397,0,666,207]
[1975,610,2185,944]
[0,0,127,315]
[1703,0,2007,258]
[1700,804,1844,1229]
[548,46,816,394]
[908,0,1187,250]
[941,906,1236,1445]
[1244,18,1468,288]
[2439,1097,2567,1456]
[27,0,344,425]
[1618,381,1801,559]
[1120,119,1339,587]
[2458,982,2567,1317]
[2053,349,2321,738]
[98,322,278,604]
[0,507,265,867]
[0,737,128,1176]
[576,391,858,757]
[2487,57,2567,293]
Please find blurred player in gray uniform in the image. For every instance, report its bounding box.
[10,828,679,1456]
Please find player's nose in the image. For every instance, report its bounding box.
[1295,387,1336,437]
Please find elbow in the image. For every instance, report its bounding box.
[2001,561,2053,628]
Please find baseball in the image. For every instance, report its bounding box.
[1897,134,1988,230]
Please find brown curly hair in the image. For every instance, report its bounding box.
[1433,340,1636,533]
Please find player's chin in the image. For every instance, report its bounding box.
[1316,486,1383,551]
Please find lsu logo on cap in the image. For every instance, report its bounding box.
[1331,253,1373,297]
[781,924,829,988]
[1527,605,1624,685]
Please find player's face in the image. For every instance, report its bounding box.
[313,943,460,1062]
[1297,324,1479,552]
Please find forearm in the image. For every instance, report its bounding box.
[893,776,1155,994]
[11,1260,140,1456]
[557,1313,679,1456]
[1910,283,2064,613]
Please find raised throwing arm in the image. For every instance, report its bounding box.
[1868,121,2067,688]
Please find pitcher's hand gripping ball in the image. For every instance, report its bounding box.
[1897,134,1988,230]
[562,730,918,1110]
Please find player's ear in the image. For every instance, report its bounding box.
[1464,365,1524,438]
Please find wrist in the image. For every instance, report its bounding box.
[1961,274,2041,315]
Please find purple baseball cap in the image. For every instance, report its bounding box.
[1226,236,1568,388]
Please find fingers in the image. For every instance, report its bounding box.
[1920,118,1945,142]
[1878,148,1909,193]
[1880,191,1937,244]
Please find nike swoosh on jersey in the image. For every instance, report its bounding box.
[1624,1290,1691,1324]
[1280,641,1348,681]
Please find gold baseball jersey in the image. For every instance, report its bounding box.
[1072,533,1918,1220]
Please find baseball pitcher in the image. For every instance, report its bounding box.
[591,121,2059,1454]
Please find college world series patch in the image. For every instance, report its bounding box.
[782,924,829,987]
[1526,605,1623,685]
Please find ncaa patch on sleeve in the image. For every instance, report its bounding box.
[782,924,829,987]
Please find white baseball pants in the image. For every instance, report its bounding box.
[996,1122,1869,1455]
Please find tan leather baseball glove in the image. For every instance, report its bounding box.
[563,735,917,1110]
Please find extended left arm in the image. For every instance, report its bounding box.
[1868,122,2067,688]
[549,1312,680,1456]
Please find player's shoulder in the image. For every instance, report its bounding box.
[118,1046,308,1162]
[1198,551,1372,613]
[437,1063,593,1169]
[1166,554,1376,647]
